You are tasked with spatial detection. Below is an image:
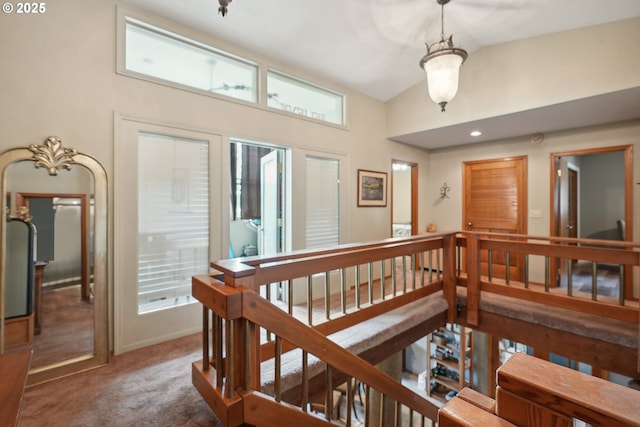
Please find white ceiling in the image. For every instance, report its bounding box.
[119,0,640,148]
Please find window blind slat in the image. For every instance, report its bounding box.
[305,156,339,249]
[137,133,209,313]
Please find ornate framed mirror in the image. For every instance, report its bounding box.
[0,136,108,385]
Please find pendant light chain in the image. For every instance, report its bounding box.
[440,2,446,41]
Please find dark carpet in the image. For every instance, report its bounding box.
[19,333,222,427]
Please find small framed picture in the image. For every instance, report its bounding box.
[357,169,387,207]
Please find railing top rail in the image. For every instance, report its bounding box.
[212,232,454,280]
[462,230,640,250]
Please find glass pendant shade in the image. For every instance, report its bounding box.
[419,0,468,112]
[420,38,467,112]
[424,52,463,111]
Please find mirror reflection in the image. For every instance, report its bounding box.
[1,137,108,384]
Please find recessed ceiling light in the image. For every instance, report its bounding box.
[470,130,482,137]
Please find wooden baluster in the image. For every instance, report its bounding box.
[265,283,272,342]
[524,254,529,288]
[428,250,433,283]
[215,315,224,386]
[436,248,442,281]
[226,319,234,398]
[402,255,407,293]
[307,275,313,326]
[505,252,511,285]
[345,378,353,427]
[544,256,550,292]
[380,260,386,300]
[465,233,480,326]
[567,257,573,296]
[274,335,282,402]
[618,264,624,305]
[457,243,462,276]
[411,253,416,290]
[591,261,598,301]
[355,264,361,309]
[365,384,371,427]
[202,306,209,371]
[325,365,334,421]
[325,271,331,320]
[301,350,309,412]
[391,257,397,297]
[341,268,347,314]
[368,262,374,305]
[420,251,425,287]
[288,279,293,315]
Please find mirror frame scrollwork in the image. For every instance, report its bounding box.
[0,136,109,385]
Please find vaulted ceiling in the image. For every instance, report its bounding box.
[119,0,640,148]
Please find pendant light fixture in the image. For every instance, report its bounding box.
[419,0,468,112]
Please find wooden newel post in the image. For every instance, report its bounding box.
[465,233,479,326]
[442,232,458,324]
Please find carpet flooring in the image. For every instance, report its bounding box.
[19,333,222,427]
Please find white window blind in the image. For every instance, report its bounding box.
[305,156,340,249]
[137,132,209,313]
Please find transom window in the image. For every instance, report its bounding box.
[120,14,347,125]
[124,18,258,103]
[267,70,345,126]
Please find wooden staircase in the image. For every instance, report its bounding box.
[192,232,640,426]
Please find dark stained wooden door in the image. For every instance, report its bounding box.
[463,157,527,281]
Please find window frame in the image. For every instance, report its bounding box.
[117,12,260,105]
[267,69,347,126]
[116,6,349,129]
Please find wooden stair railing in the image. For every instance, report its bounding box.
[461,232,640,375]
[192,233,457,426]
[192,278,444,426]
[439,352,640,427]
[192,231,640,426]
[243,290,440,425]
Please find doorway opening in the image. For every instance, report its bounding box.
[229,140,290,258]
[391,160,418,237]
[550,145,633,299]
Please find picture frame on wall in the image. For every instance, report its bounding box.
[357,169,387,207]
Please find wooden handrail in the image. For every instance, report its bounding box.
[242,291,440,421]
[440,352,640,427]
[497,352,640,426]
[193,231,640,426]
[214,234,448,287]
[464,230,640,249]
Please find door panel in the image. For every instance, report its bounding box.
[464,157,527,281]
[259,150,280,256]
